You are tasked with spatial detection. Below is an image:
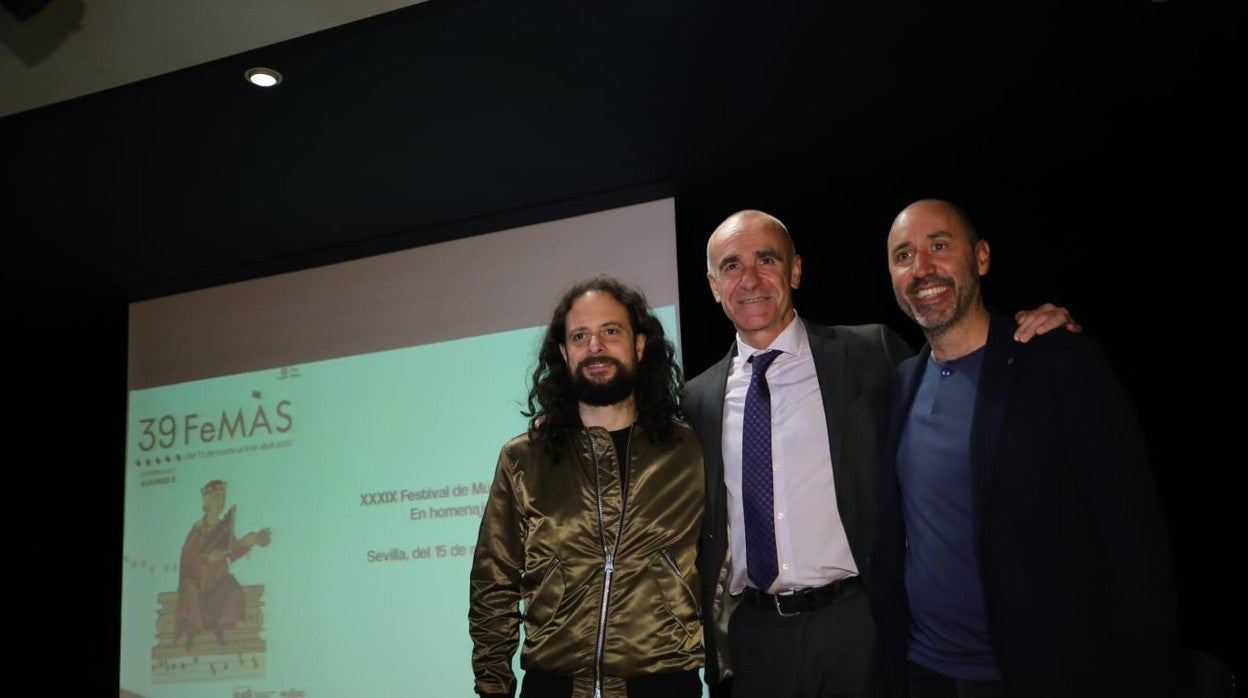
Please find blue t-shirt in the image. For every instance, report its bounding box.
[896,346,1000,680]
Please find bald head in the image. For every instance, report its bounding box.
[888,199,979,251]
[886,198,990,348]
[706,210,795,273]
[704,208,803,349]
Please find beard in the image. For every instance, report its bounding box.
[898,272,979,337]
[571,356,637,407]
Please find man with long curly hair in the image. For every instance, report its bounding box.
[470,275,705,698]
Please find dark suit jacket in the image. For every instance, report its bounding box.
[684,319,914,683]
[869,311,1178,698]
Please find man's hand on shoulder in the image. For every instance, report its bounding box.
[1014,303,1083,343]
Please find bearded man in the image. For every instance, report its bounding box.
[469,275,705,698]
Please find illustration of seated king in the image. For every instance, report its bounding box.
[151,479,272,683]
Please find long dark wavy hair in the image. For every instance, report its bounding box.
[524,275,685,457]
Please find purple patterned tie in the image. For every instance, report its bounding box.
[742,349,782,591]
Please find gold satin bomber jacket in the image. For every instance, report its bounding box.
[469,422,705,698]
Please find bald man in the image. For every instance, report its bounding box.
[870,199,1176,697]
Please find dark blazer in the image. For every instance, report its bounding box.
[869,311,1178,698]
[684,319,914,683]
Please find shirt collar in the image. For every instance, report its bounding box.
[734,312,806,361]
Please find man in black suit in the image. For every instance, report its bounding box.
[870,199,1177,697]
[684,209,1074,698]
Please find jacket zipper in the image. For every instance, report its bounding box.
[588,426,631,698]
[659,547,700,616]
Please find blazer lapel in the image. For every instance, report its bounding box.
[697,346,735,523]
[703,349,732,463]
[970,313,1020,532]
[808,329,848,479]
[890,346,929,446]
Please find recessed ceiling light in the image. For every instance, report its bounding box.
[244,67,282,88]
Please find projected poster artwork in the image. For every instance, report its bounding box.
[122,315,677,696]
[120,198,691,697]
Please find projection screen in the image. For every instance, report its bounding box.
[120,197,688,697]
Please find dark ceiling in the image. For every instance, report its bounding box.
[2,0,1239,309]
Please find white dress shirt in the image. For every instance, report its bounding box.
[723,314,857,595]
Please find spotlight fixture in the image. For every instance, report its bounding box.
[244,67,283,88]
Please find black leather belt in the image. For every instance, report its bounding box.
[743,577,861,616]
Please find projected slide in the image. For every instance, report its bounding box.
[121,309,678,696]
[119,198,693,697]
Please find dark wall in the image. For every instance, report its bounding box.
[13,298,128,681]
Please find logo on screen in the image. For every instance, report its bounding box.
[134,392,294,454]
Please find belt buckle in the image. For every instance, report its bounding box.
[773,592,801,618]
